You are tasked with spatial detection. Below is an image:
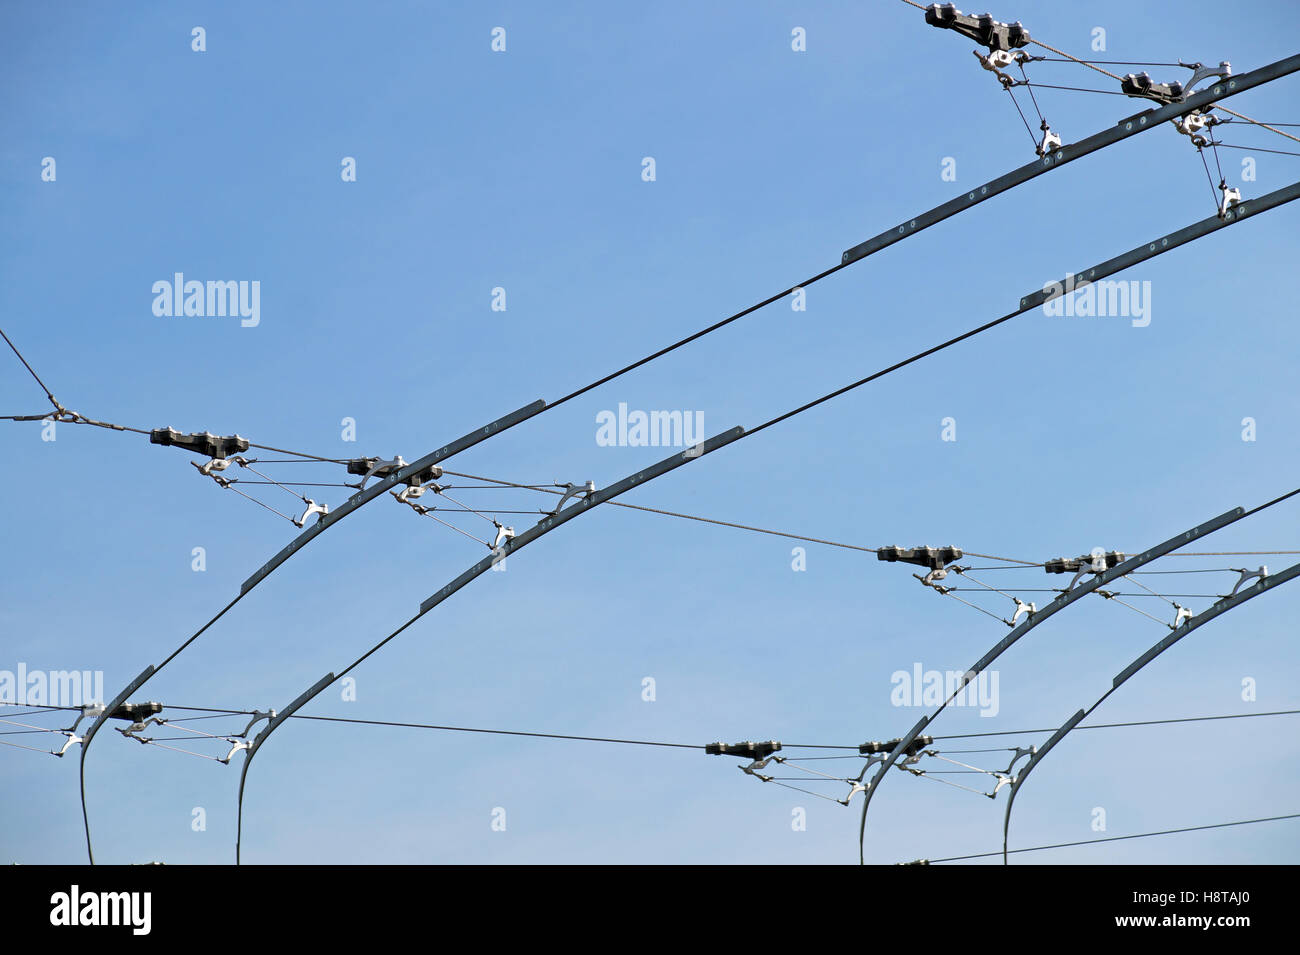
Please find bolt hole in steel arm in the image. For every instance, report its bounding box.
[1000,559,1300,864]
[234,428,745,863]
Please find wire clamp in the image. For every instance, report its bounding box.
[974,49,1018,88]
[1045,551,1125,590]
[1218,180,1242,219]
[1174,109,1221,145]
[293,499,329,528]
[348,455,408,489]
[393,482,437,505]
[117,715,167,742]
[221,739,254,764]
[237,709,276,738]
[543,481,596,517]
[1171,604,1194,629]
[1009,596,1037,626]
[1121,61,1230,105]
[1228,566,1268,596]
[1035,120,1062,156]
[191,457,232,478]
[738,753,782,782]
[491,520,515,551]
[62,702,106,736]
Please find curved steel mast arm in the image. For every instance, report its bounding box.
[854,504,1245,863]
[80,399,545,863]
[1000,559,1300,863]
[234,427,746,862]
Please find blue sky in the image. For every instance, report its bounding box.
[2,0,1298,864]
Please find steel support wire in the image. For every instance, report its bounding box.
[1000,559,1300,864]
[54,58,1300,857]
[235,427,746,863]
[236,179,1300,863]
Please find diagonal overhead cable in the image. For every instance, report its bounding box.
[64,42,1300,863]
[229,180,1300,863]
[910,811,1300,864]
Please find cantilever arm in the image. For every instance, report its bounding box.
[79,399,546,864]
[1001,559,1300,863]
[855,504,1247,864]
[233,427,745,863]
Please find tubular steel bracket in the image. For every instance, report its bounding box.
[293,499,329,528]
[237,672,336,864]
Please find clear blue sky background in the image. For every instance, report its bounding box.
[2,1,1298,864]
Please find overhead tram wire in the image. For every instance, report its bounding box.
[438,468,1032,563]
[0,326,62,409]
[1210,142,1300,158]
[232,180,1300,862]
[11,53,1298,459]
[68,45,1300,863]
[917,812,1300,864]
[52,701,1300,755]
[855,477,1300,861]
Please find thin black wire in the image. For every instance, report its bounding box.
[931,707,1300,741]
[747,306,1024,436]
[1018,63,1045,125]
[925,812,1300,863]
[545,260,847,411]
[1032,57,1187,67]
[289,714,700,749]
[0,326,60,408]
[439,469,879,554]
[1016,81,1128,96]
[0,701,79,711]
[1197,147,1220,207]
[321,451,1300,726]
[1220,120,1300,127]
[1005,88,1039,148]
[1241,486,1300,520]
[40,703,1299,763]
[1210,141,1300,158]
[946,588,1222,598]
[232,481,356,488]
